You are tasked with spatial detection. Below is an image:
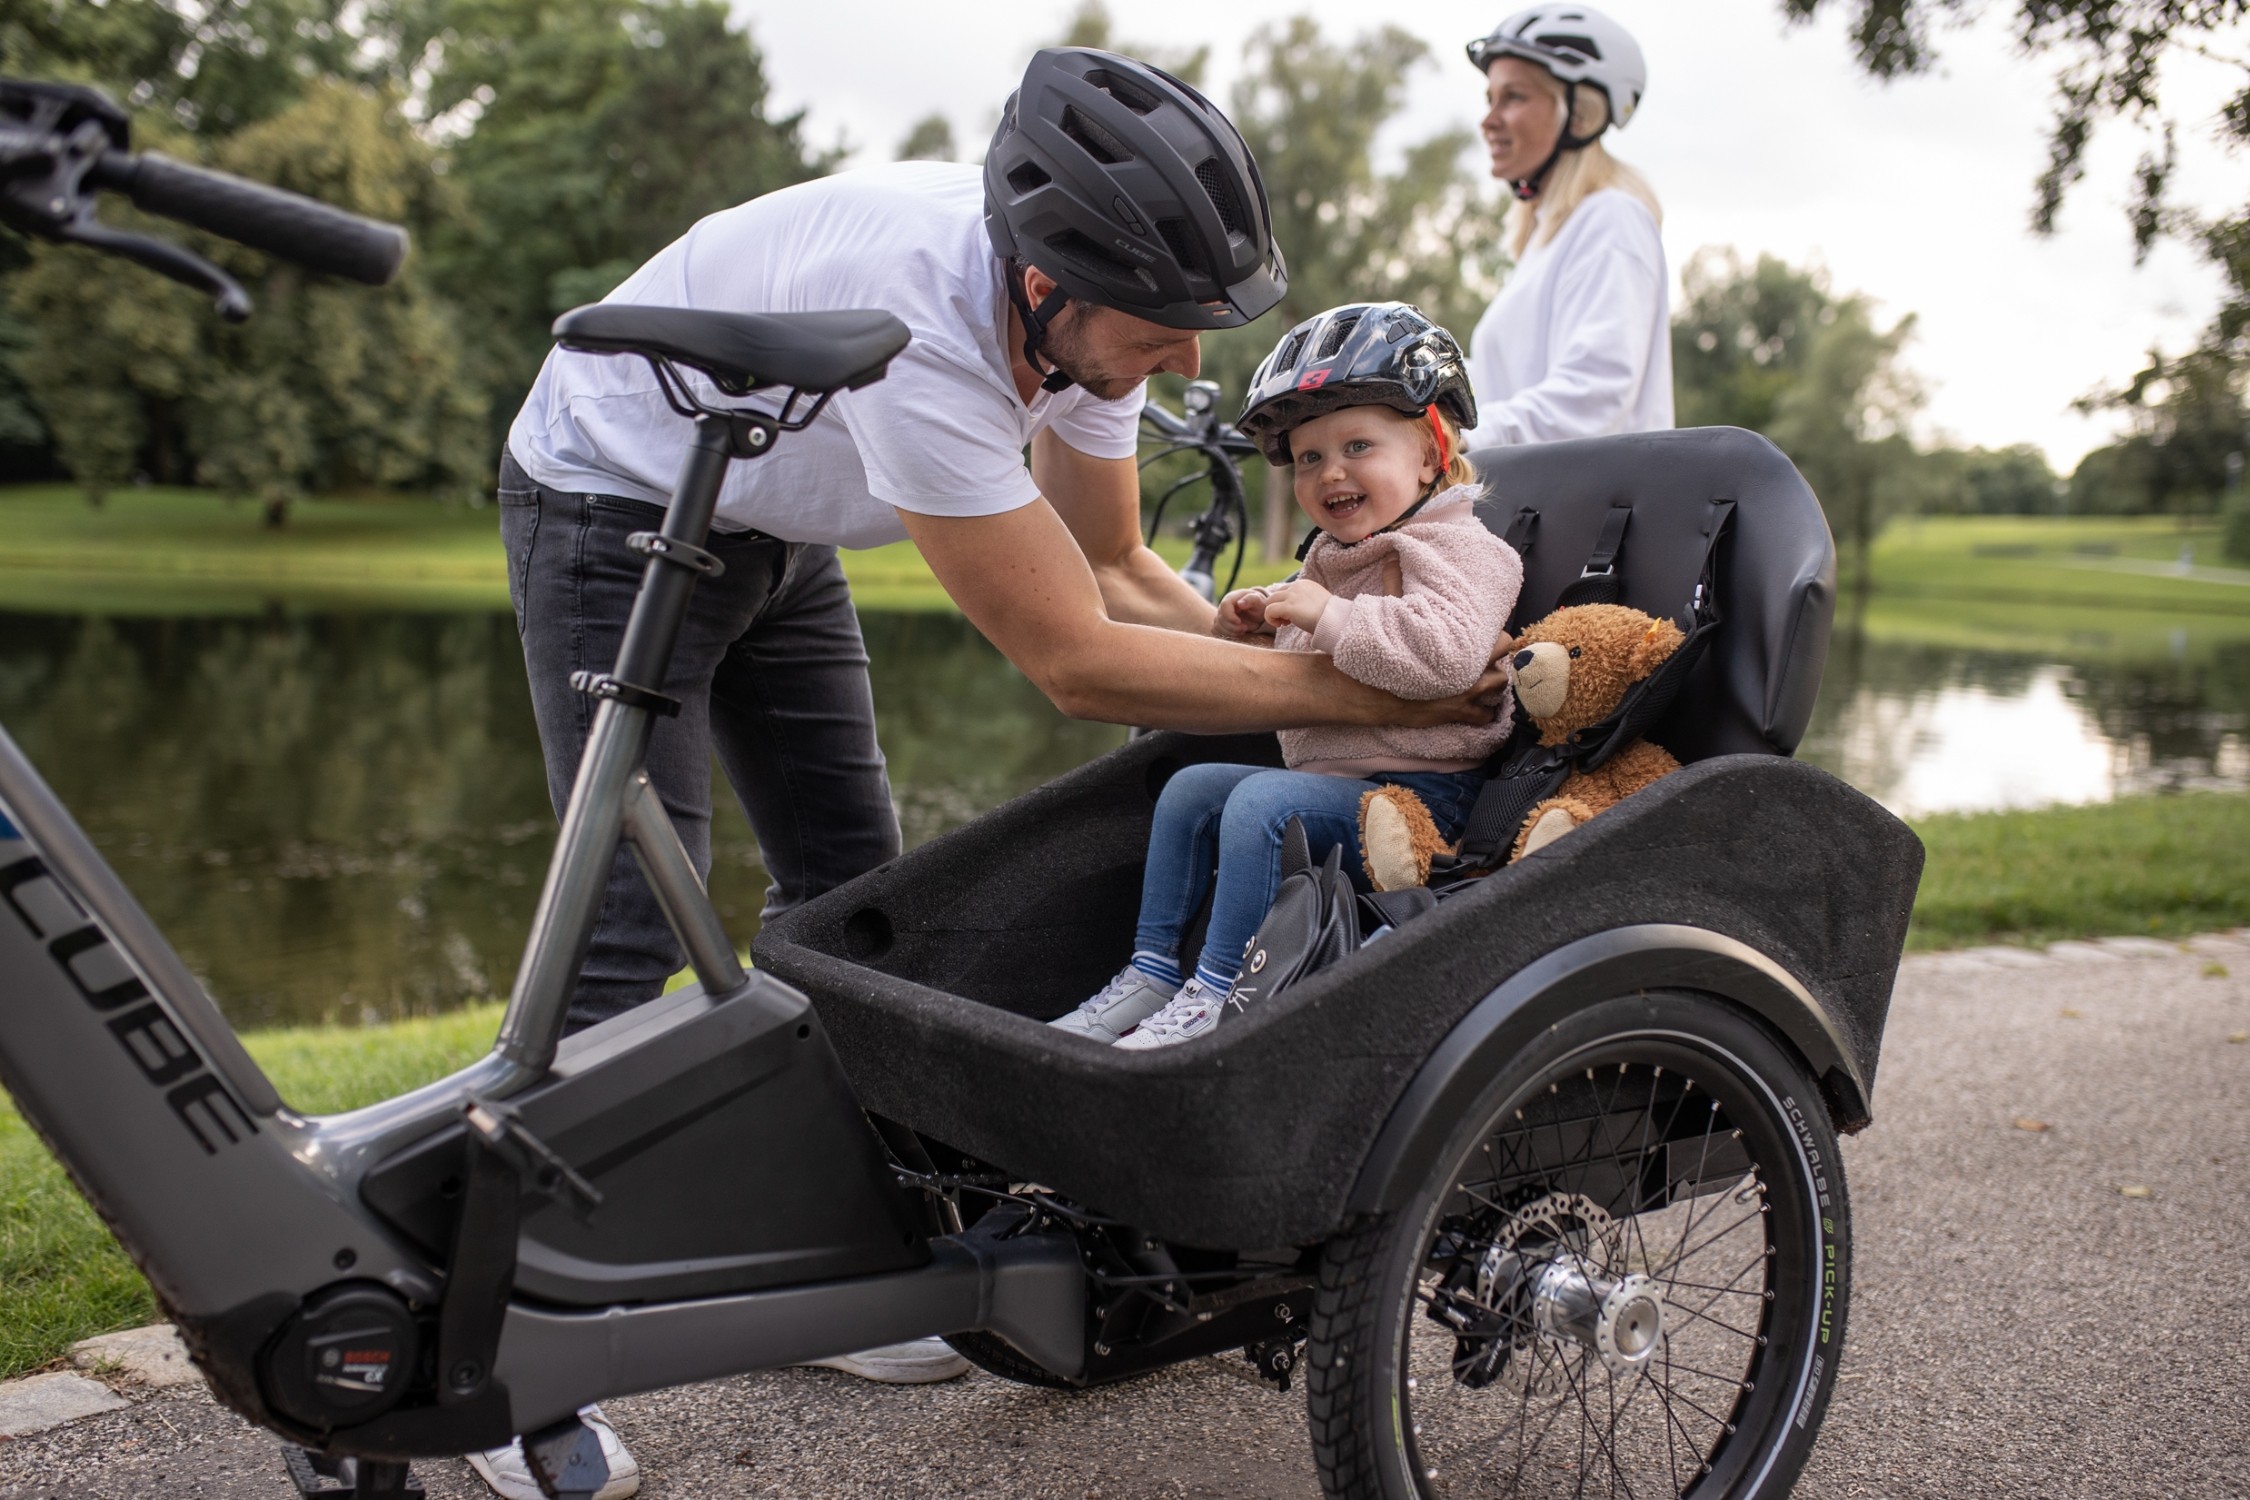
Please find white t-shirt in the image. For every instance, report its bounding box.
[508,162,1146,549]
[1464,189,1673,445]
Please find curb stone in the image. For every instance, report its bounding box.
[0,1372,128,1439]
[68,1324,202,1391]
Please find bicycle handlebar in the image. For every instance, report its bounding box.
[0,77,410,319]
[89,151,407,287]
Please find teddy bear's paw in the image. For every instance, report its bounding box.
[1519,805,1580,857]
[1360,786,1448,891]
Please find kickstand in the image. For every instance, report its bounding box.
[279,1444,424,1496]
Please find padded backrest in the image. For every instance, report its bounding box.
[1467,426,1836,762]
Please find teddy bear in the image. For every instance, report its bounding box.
[1359,602,1688,889]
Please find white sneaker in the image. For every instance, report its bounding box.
[1113,976,1225,1050]
[799,1337,970,1383]
[1048,965,1177,1042]
[465,1404,639,1500]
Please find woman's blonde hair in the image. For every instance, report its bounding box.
[1509,74,1661,258]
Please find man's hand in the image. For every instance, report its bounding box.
[1213,587,1276,642]
[1261,578,1333,632]
[1387,629,1516,726]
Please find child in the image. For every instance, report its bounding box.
[1052,302,1523,1049]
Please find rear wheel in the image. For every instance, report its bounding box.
[1307,991,1848,1499]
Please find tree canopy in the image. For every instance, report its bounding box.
[0,0,834,513]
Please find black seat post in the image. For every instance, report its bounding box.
[608,413,741,695]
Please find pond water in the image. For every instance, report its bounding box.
[1,606,2245,1027]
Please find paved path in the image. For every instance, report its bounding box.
[3,938,2246,1499]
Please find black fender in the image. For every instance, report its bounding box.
[1346,924,1871,1219]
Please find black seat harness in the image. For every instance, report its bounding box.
[1428,496,1735,879]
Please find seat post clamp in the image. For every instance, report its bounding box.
[626,530,725,578]
[570,670,681,718]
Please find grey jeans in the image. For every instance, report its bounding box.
[498,451,900,1030]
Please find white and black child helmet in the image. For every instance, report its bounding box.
[985,48,1288,389]
[1467,6,1647,199]
[1236,303,1476,466]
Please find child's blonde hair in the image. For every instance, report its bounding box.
[1429,407,1478,491]
[1510,75,1662,258]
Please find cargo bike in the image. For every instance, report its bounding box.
[0,79,1919,1500]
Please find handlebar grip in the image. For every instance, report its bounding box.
[104,152,409,286]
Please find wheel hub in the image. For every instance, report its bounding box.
[1455,1191,1666,1383]
[1530,1258,1665,1378]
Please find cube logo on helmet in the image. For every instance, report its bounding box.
[1467,5,1648,199]
[1239,303,1476,467]
[984,47,1288,391]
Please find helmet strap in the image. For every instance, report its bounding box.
[1005,261,1076,394]
[1425,404,1451,477]
[1509,80,1604,203]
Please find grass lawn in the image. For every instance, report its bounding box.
[3,486,2244,622]
[1868,514,2250,620]
[0,1004,502,1380]
[1906,792,2250,950]
[0,484,1293,615]
[4,790,2249,1377]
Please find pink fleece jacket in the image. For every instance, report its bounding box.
[1275,486,1523,777]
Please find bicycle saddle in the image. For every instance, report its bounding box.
[551,304,910,394]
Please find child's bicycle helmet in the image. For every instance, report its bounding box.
[1236,302,1476,466]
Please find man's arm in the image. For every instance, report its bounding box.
[901,498,1503,733]
[1030,428,1215,634]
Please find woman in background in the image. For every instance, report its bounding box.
[1464,6,1672,442]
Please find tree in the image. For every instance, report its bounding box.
[1051,1,1209,86]
[1212,19,1508,558]
[11,83,486,517]
[895,114,956,163]
[1671,250,1837,433]
[1789,3,2250,530]
[1672,250,1925,587]
[402,0,837,423]
[1782,1,2248,244]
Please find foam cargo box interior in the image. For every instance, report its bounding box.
[753,735,1922,1252]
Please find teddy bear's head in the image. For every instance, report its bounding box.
[1509,604,1686,745]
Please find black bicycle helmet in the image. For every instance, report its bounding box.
[1236,303,1477,465]
[985,48,1287,388]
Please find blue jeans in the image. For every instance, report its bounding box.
[1134,764,1486,989]
[498,451,901,1031]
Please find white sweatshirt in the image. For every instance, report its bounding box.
[1464,188,1674,445]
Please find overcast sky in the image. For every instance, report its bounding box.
[732,1,2246,472]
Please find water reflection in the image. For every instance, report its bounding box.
[1798,630,2250,818]
[0,610,1117,1028]
[2,606,2245,1026]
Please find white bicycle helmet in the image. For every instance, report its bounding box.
[1467,6,1647,128]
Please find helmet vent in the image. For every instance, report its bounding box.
[1047,229,1154,290]
[1006,161,1052,195]
[1061,105,1132,165]
[1276,328,1312,371]
[1315,312,1362,361]
[1538,32,1601,59]
[1155,218,1205,278]
[1193,159,1246,237]
[1086,69,1161,114]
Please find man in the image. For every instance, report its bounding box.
[475,48,1500,1499]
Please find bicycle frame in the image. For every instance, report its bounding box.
[0,410,1087,1463]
